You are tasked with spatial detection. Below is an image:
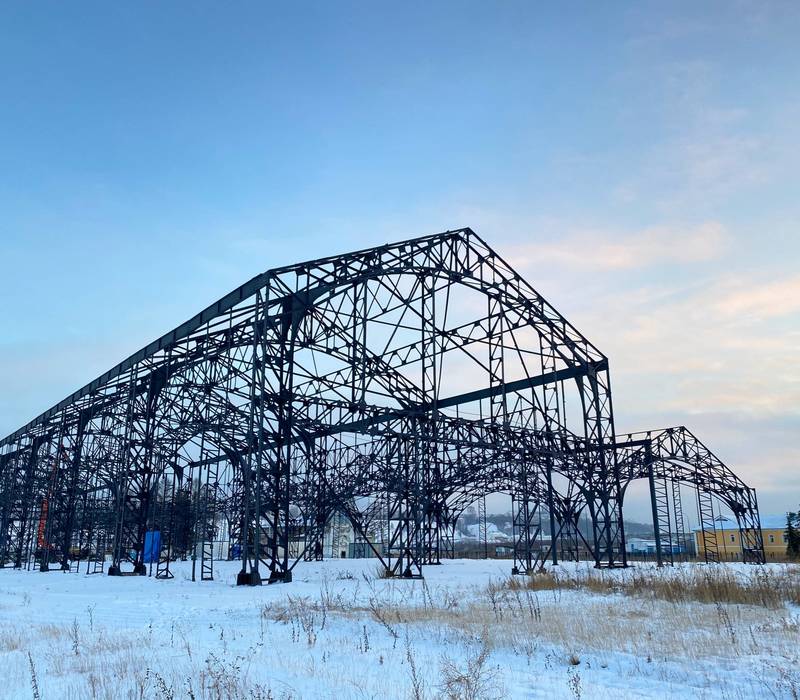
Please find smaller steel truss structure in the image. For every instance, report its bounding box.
[0,229,765,586]
[615,427,764,565]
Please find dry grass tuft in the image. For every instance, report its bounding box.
[504,564,800,609]
[374,563,392,579]
[437,638,504,700]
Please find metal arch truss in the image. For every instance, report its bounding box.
[0,229,765,584]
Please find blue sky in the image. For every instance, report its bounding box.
[1,2,798,520]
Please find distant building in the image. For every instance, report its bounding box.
[626,538,684,556]
[693,514,789,561]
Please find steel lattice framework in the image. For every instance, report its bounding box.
[0,229,765,584]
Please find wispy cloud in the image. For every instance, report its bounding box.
[507,221,727,271]
[713,276,800,319]
[578,272,800,418]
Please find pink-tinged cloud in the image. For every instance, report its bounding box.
[713,276,800,319]
[507,221,728,271]
[584,274,800,420]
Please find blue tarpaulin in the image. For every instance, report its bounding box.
[143,530,161,563]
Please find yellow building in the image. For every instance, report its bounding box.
[694,514,789,561]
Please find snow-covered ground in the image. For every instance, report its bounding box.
[0,558,797,699]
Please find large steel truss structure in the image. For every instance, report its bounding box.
[0,229,765,584]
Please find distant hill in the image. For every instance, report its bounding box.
[458,510,654,540]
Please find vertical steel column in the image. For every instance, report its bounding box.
[0,445,14,566]
[420,272,441,566]
[478,494,488,559]
[737,489,765,564]
[696,486,719,563]
[511,454,543,574]
[646,443,664,567]
[671,480,687,562]
[13,435,46,569]
[539,327,562,567]
[385,434,423,578]
[545,468,559,565]
[238,288,265,585]
[58,414,87,571]
[39,418,68,572]
[109,365,138,575]
[156,469,176,579]
[583,365,626,568]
